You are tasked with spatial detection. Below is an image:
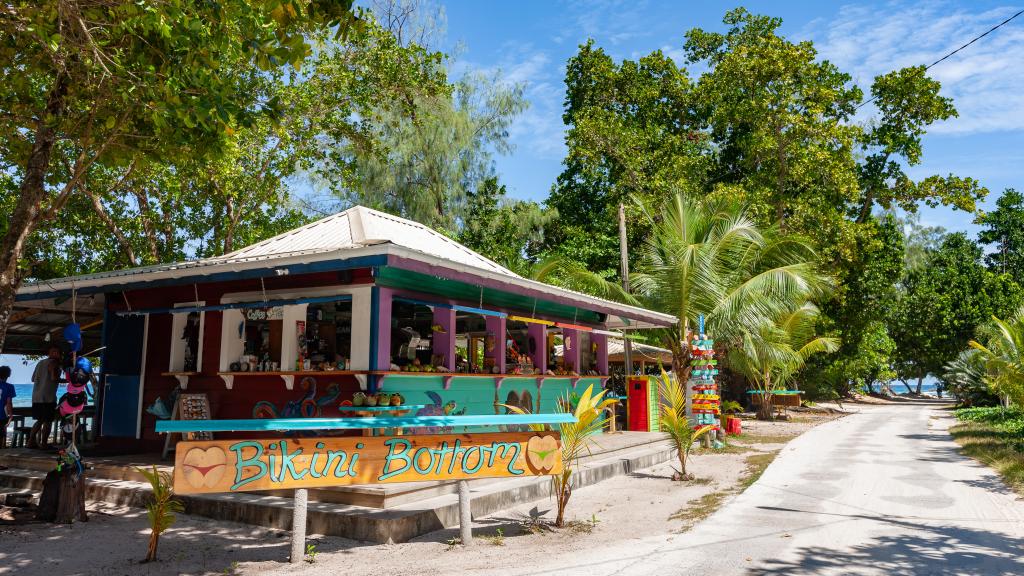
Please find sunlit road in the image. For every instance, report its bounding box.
[554,402,1024,576]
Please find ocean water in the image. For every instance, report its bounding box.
[8,383,69,407]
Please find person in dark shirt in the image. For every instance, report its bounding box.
[0,366,15,449]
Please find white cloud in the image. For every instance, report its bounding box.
[805,1,1024,135]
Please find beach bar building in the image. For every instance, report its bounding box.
[9,207,677,453]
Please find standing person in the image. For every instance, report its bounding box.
[0,366,14,449]
[30,347,61,449]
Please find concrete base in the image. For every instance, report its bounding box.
[0,433,674,543]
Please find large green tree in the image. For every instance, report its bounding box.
[458,177,556,275]
[891,233,1022,392]
[0,0,357,350]
[14,11,450,275]
[545,41,706,274]
[978,189,1024,282]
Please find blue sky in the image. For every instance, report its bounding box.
[441,0,1024,233]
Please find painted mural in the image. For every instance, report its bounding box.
[252,377,342,420]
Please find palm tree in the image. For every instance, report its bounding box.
[942,349,997,407]
[969,309,1024,408]
[503,384,617,527]
[729,302,839,420]
[630,194,831,376]
[657,367,715,479]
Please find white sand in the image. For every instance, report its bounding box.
[0,411,844,576]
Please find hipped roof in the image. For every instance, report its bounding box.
[16,206,676,329]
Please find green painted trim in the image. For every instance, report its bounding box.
[376,267,603,324]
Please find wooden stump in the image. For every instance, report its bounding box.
[35,467,88,524]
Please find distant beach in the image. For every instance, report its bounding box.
[9,383,69,407]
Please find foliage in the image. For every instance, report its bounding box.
[942,350,1002,408]
[978,189,1024,282]
[545,40,707,274]
[657,367,715,478]
[334,71,528,231]
[502,384,616,527]
[0,0,358,348]
[969,309,1024,407]
[458,177,557,275]
[629,194,831,374]
[729,302,839,419]
[137,465,184,563]
[951,408,1024,495]
[684,8,862,228]
[812,321,896,397]
[893,234,1024,392]
[14,12,451,276]
[854,66,986,222]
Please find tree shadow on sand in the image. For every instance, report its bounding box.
[747,506,1024,575]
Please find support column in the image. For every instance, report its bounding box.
[371,287,393,391]
[290,488,308,563]
[458,479,473,545]
[593,332,609,375]
[485,315,505,374]
[563,328,579,373]
[432,308,456,370]
[527,323,546,373]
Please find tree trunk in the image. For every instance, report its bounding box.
[0,72,69,351]
[757,396,774,421]
[146,528,159,562]
[900,379,914,394]
[915,375,924,395]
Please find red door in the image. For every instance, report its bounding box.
[627,376,649,431]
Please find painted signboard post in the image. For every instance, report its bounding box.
[172,431,563,494]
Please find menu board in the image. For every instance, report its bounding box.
[177,393,214,441]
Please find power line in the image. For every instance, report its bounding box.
[856,8,1024,109]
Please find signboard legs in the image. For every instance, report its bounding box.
[290,489,308,563]
[458,479,473,545]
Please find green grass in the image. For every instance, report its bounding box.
[951,407,1024,496]
[732,432,797,445]
[670,449,782,532]
[739,451,778,490]
[669,490,730,530]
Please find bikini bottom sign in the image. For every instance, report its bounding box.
[172,432,562,494]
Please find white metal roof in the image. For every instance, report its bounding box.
[16,206,677,328]
[222,206,518,277]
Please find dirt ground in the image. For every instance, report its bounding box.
[0,407,846,576]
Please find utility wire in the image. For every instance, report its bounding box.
[856,8,1024,109]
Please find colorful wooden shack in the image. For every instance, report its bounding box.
[11,207,677,452]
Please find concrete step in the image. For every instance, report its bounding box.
[0,438,676,543]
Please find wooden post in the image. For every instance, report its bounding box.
[290,488,308,563]
[618,204,634,376]
[457,479,473,545]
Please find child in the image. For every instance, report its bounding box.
[0,366,14,449]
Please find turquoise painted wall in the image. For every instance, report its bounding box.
[377,375,606,434]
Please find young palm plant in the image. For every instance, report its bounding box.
[969,309,1024,408]
[657,367,715,480]
[503,384,616,527]
[729,302,839,420]
[137,465,184,562]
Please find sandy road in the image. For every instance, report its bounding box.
[552,402,1024,576]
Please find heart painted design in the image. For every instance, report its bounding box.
[526,435,560,473]
[182,446,228,489]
